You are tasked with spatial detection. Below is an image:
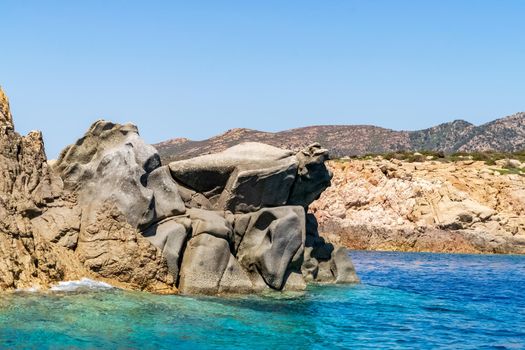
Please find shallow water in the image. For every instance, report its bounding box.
[1,251,524,349]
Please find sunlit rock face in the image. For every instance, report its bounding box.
[0,87,85,291]
[51,121,359,294]
[312,159,525,254]
[0,86,358,294]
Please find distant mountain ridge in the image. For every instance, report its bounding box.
[156,112,525,162]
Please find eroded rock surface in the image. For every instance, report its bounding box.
[312,159,525,254]
[0,87,86,290]
[0,86,358,294]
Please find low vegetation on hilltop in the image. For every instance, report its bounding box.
[156,112,525,162]
[337,150,525,175]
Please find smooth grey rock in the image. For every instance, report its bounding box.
[176,184,213,209]
[332,247,360,283]
[304,213,334,260]
[301,213,359,284]
[236,206,305,290]
[217,158,297,212]
[143,218,189,279]
[186,208,233,241]
[178,233,231,295]
[282,271,307,291]
[146,166,186,221]
[169,142,299,212]
[218,254,256,294]
[53,120,160,229]
[316,260,336,283]
[301,247,319,283]
[81,146,155,228]
[50,120,359,295]
[55,121,160,189]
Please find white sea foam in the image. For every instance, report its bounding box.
[15,286,41,293]
[50,278,114,292]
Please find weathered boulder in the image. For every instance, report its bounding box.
[169,143,298,212]
[143,218,190,279]
[301,213,359,284]
[54,121,158,229]
[331,247,360,283]
[176,185,213,210]
[186,208,233,240]
[50,120,177,292]
[145,166,186,222]
[235,206,306,290]
[55,121,160,183]
[178,233,231,295]
[218,254,256,294]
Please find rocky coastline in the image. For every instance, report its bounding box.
[313,159,525,254]
[0,88,358,293]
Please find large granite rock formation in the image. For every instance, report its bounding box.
[0,87,358,294]
[165,141,359,293]
[51,123,359,294]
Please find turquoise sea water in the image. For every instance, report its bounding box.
[1,251,524,349]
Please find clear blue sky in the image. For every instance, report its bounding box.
[1,1,524,158]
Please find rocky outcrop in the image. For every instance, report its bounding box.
[0,87,358,294]
[312,159,525,254]
[168,143,299,212]
[0,88,175,292]
[162,142,359,293]
[0,87,86,290]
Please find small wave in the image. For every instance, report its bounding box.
[15,286,41,293]
[50,278,114,292]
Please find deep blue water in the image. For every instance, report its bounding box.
[1,251,524,349]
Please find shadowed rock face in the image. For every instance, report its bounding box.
[168,143,298,212]
[0,87,358,294]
